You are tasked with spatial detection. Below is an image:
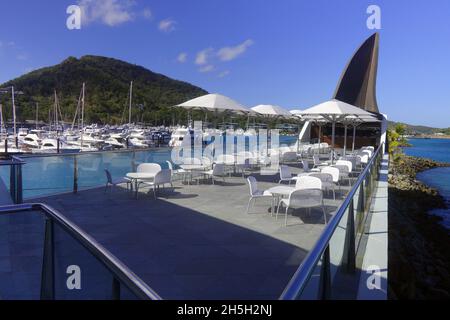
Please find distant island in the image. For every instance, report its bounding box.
[388,120,450,138]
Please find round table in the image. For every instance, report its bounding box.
[126,172,157,198]
[179,165,208,185]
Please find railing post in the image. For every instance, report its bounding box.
[41,217,55,300]
[73,155,78,194]
[112,278,121,300]
[318,246,331,300]
[9,164,16,202]
[16,163,23,204]
[9,163,23,204]
[343,201,356,273]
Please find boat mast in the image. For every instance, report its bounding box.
[129,81,133,125]
[35,103,39,129]
[11,86,17,146]
[0,104,3,137]
[80,83,85,148]
[54,90,58,136]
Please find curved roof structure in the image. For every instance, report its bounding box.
[333,33,380,114]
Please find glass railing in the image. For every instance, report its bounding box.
[0,203,161,300]
[280,143,384,300]
[0,149,173,199]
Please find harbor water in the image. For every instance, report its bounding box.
[0,135,298,199]
[405,138,450,229]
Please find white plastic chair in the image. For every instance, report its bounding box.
[313,155,329,168]
[203,163,226,185]
[279,165,296,184]
[302,160,311,173]
[246,176,273,214]
[277,188,327,226]
[309,172,336,200]
[333,160,352,187]
[104,169,131,193]
[166,161,186,181]
[294,175,322,190]
[139,169,173,199]
[281,151,298,164]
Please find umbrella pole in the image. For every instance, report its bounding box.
[343,124,348,156]
[331,121,336,164]
[352,124,357,153]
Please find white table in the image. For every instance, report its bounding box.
[126,172,157,198]
[179,165,208,185]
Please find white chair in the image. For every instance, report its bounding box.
[321,166,340,197]
[277,188,327,226]
[246,176,273,214]
[309,172,336,200]
[201,157,213,169]
[104,169,131,193]
[302,160,311,173]
[166,161,186,181]
[137,163,162,174]
[333,160,352,187]
[294,175,322,190]
[279,165,296,184]
[139,169,173,199]
[313,155,329,168]
[203,163,226,185]
[281,151,298,164]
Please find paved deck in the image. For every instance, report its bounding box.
[6,164,351,299]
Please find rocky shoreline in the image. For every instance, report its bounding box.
[388,155,450,299]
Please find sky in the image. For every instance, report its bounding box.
[0,0,449,128]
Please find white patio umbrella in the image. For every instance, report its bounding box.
[175,93,251,128]
[176,93,250,113]
[300,99,375,151]
[252,104,292,117]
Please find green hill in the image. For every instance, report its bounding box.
[0,55,208,125]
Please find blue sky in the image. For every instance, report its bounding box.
[0,0,449,127]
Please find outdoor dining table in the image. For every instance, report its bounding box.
[179,164,208,185]
[265,185,296,215]
[126,172,157,199]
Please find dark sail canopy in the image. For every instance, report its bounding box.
[333,33,380,114]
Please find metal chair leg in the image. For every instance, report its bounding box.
[246,197,253,214]
[284,206,289,227]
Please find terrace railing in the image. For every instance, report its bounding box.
[0,155,26,204]
[280,143,384,300]
[0,203,162,300]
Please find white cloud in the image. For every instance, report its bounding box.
[217,39,254,61]
[142,8,152,19]
[158,19,176,32]
[177,52,188,63]
[17,54,28,61]
[218,70,230,78]
[78,0,135,27]
[195,48,213,65]
[199,65,214,73]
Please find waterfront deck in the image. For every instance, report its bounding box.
[26,165,349,299]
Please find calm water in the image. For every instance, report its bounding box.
[405,138,450,228]
[0,135,298,199]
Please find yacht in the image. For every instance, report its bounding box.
[34,139,81,154]
[169,127,203,148]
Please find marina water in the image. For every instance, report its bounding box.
[405,138,450,229]
[0,135,297,199]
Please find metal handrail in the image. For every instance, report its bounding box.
[0,203,162,300]
[280,143,384,300]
